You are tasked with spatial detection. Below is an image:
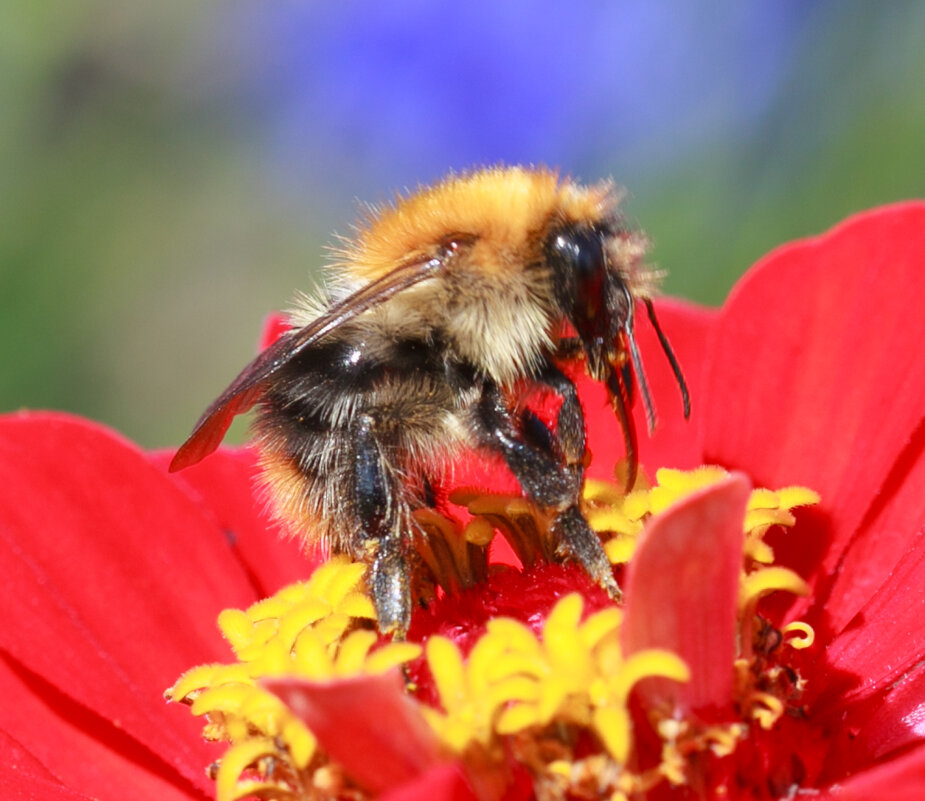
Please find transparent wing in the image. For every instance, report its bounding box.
[169,254,446,471]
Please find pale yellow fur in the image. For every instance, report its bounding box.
[290,166,643,386]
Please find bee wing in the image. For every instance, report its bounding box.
[169,254,446,472]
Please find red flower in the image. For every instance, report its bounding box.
[1,202,924,800]
[0,417,306,801]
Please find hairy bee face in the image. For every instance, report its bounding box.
[546,223,633,380]
[171,166,688,636]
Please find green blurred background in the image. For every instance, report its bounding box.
[2,1,923,447]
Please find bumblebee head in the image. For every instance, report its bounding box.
[546,222,633,380]
[545,220,689,440]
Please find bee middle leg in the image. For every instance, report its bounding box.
[475,380,621,601]
[353,413,412,637]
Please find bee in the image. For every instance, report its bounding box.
[170,166,689,635]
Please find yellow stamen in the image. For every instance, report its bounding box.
[603,535,637,565]
[215,737,287,801]
[590,466,819,577]
[166,556,422,800]
[592,706,633,763]
[749,691,785,730]
[704,724,746,757]
[648,466,729,514]
[423,592,689,773]
[740,566,810,610]
[169,466,822,801]
[583,478,627,506]
[782,621,816,649]
[777,486,822,509]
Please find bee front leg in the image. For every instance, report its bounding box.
[353,414,411,637]
[475,382,621,602]
[535,361,585,470]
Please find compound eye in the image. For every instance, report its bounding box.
[550,228,606,288]
[548,226,612,341]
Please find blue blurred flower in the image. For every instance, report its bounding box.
[212,0,825,194]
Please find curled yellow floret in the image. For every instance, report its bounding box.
[740,566,810,617]
[590,466,819,570]
[782,621,816,649]
[165,556,421,801]
[168,465,822,801]
[423,592,688,767]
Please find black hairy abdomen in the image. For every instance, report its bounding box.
[256,334,466,473]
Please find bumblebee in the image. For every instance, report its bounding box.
[171,166,688,635]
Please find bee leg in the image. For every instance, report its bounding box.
[476,382,579,505]
[475,382,620,601]
[555,336,584,361]
[536,362,585,469]
[535,366,622,600]
[353,414,411,637]
[552,505,622,602]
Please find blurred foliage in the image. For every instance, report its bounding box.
[1,0,923,446]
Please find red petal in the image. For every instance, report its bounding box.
[258,312,292,350]
[631,298,714,473]
[621,474,750,716]
[0,657,208,801]
[0,777,93,801]
[267,672,443,794]
[0,753,95,801]
[151,446,313,595]
[378,762,477,801]
[816,742,925,801]
[0,727,62,786]
[818,657,925,782]
[814,418,925,636]
[700,203,925,618]
[814,526,925,714]
[0,778,92,801]
[0,412,252,795]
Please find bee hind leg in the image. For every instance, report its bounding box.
[353,414,412,637]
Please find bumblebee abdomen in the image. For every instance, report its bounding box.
[252,331,473,554]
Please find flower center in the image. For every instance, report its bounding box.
[167,466,818,801]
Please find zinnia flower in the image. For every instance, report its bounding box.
[2,201,924,800]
